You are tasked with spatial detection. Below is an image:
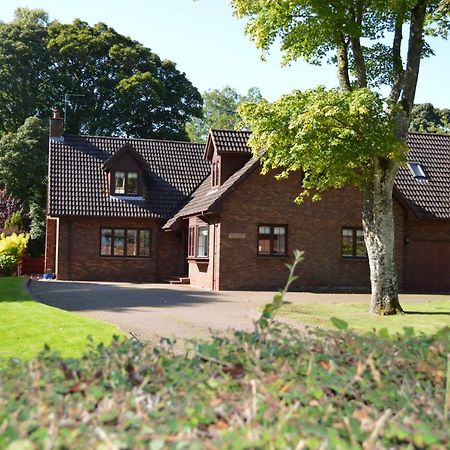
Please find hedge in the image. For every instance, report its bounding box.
[0,323,448,449]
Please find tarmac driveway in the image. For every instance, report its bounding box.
[27,280,438,343]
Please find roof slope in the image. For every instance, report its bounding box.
[165,130,450,227]
[397,133,450,219]
[48,135,210,219]
[163,156,260,229]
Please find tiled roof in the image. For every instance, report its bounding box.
[209,129,252,154]
[48,135,210,219]
[163,156,260,229]
[397,132,450,219]
[166,130,450,227]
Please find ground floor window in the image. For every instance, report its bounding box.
[100,228,151,257]
[188,224,209,258]
[258,224,287,256]
[342,227,367,258]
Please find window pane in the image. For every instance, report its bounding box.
[342,229,353,257]
[356,229,367,257]
[127,172,138,194]
[259,226,270,235]
[115,171,125,194]
[273,226,286,254]
[197,226,208,257]
[258,237,271,254]
[126,230,137,256]
[188,227,195,257]
[139,230,150,256]
[114,229,125,255]
[101,229,112,255]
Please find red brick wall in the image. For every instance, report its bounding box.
[44,218,57,273]
[216,169,405,291]
[54,217,183,282]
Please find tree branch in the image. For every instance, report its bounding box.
[350,0,367,88]
[389,13,404,103]
[400,0,427,114]
[337,36,351,91]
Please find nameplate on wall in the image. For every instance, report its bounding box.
[228,233,246,239]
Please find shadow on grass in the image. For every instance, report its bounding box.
[404,311,450,315]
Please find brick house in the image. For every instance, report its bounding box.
[45,112,450,292]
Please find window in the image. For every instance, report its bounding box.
[258,225,287,256]
[114,171,139,195]
[342,228,367,258]
[188,224,209,258]
[212,162,220,187]
[408,162,427,179]
[100,228,151,257]
[197,226,208,257]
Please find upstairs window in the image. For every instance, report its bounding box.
[114,171,138,195]
[408,162,427,179]
[188,224,209,258]
[258,225,287,256]
[342,228,367,258]
[212,162,220,187]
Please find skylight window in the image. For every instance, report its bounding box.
[408,162,427,179]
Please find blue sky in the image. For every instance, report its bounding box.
[1,0,449,107]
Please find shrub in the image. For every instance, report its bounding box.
[0,232,29,275]
[0,325,448,449]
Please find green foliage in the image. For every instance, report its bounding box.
[410,102,450,134]
[0,8,202,139]
[0,117,47,209]
[231,1,449,87]
[0,233,29,275]
[0,323,448,448]
[3,211,24,232]
[239,87,407,201]
[186,86,263,142]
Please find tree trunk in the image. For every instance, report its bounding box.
[362,157,404,315]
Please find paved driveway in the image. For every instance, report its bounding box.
[28,280,439,343]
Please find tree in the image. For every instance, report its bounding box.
[409,103,450,133]
[232,0,450,315]
[0,8,203,140]
[186,86,263,142]
[0,187,22,230]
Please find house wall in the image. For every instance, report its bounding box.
[44,217,57,273]
[51,217,182,282]
[216,169,405,291]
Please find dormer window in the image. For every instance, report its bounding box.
[114,171,138,195]
[408,162,427,179]
[212,161,220,187]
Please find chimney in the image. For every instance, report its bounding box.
[49,108,64,142]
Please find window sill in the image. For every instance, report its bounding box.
[187,257,209,264]
[257,254,288,258]
[100,255,151,259]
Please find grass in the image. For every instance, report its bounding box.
[278,299,450,335]
[0,277,124,361]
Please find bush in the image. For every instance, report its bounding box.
[0,325,448,449]
[0,232,29,275]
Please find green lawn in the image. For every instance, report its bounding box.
[0,277,124,361]
[278,299,450,335]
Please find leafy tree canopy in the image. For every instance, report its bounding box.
[240,87,407,202]
[409,102,450,133]
[0,117,47,209]
[0,8,203,140]
[186,86,263,142]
